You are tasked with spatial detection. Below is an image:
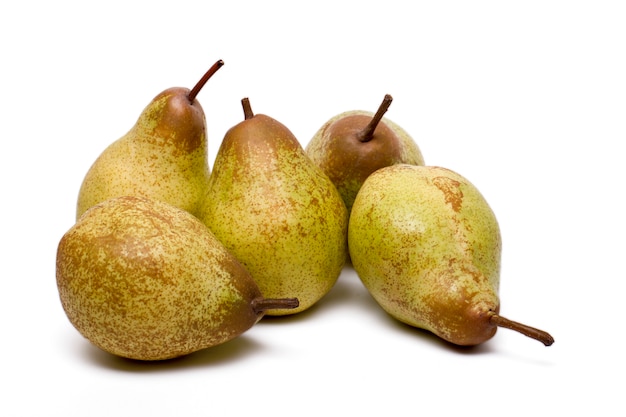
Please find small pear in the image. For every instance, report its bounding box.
[349,164,554,347]
[198,98,348,315]
[306,94,425,214]
[57,195,298,361]
[76,60,224,220]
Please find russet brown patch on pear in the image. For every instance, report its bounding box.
[323,115,403,186]
[432,175,463,212]
[305,95,425,215]
[148,88,207,156]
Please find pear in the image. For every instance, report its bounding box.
[198,98,348,316]
[75,60,224,220]
[305,94,425,214]
[57,195,298,361]
[348,164,554,347]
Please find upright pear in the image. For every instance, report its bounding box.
[76,60,224,220]
[199,98,348,315]
[306,94,424,214]
[349,164,554,346]
[57,195,298,361]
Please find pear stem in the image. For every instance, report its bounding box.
[489,313,554,346]
[251,297,299,314]
[187,59,224,103]
[357,94,393,143]
[241,97,254,120]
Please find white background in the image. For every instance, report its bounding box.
[1,1,624,415]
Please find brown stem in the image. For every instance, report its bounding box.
[489,313,554,346]
[187,59,225,102]
[251,297,299,314]
[241,97,254,120]
[357,94,393,143]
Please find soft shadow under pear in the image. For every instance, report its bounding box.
[81,335,265,373]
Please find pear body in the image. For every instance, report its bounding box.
[199,114,348,315]
[348,164,502,346]
[57,195,266,360]
[76,87,210,220]
[306,110,424,214]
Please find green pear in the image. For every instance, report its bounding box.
[198,98,348,316]
[57,195,298,361]
[349,164,554,346]
[75,60,224,220]
[305,94,424,214]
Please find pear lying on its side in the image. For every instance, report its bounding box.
[76,60,224,220]
[349,164,554,347]
[57,195,298,361]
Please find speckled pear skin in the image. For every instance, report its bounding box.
[348,165,502,346]
[306,110,424,214]
[57,196,265,361]
[75,87,210,220]
[199,113,349,316]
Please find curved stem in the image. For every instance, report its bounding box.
[251,297,299,314]
[357,94,393,143]
[187,59,225,102]
[241,97,254,120]
[489,313,554,346]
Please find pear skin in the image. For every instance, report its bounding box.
[349,164,553,346]
[306,95,424,214]
[199,98,348,315]
[75,60,223,220]
[57,195,298,360]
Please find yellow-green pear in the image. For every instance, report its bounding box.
[306,94,424,214]
[57,195,298,361]
[76,60,224,220]
[198,98,348,316]
[349,164,554,347]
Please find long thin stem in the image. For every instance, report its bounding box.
[251,297,299,314]
[357,94,393,143]
[187,59,225,102]
[489,313,554,346]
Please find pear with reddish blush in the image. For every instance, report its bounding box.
[306,94,424,214]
